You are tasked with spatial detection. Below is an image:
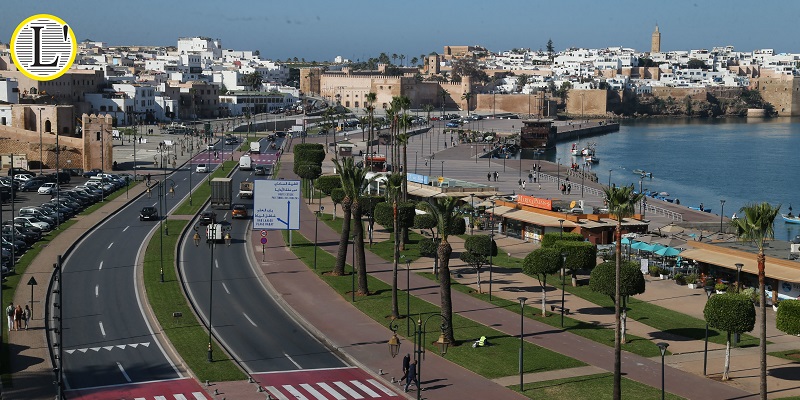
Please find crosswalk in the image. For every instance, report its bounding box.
[263,378,397,399]
[65,377,207,400]
[132,394,206,400]
[66,342,150,355]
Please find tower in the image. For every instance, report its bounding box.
[651,25,661,53]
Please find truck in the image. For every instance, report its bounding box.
[210,177,232,209]
[238,180,254,199]
[239,154,253,170]
[250,141,261,154]
[206,223,225,243]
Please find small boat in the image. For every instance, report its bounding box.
[783,205,800,224]
[584,155,599,164]
[689,206,712,213]
[632,169,653,178]
[570,143,581,156]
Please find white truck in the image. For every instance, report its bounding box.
[250,141,261,154]
[206,223,225,243]
[239,154,253,170]
[238,180,254,199]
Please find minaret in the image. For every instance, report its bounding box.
[651,24,661,53]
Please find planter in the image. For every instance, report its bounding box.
[660,274,669,280]
[687,283,698,289]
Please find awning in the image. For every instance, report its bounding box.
[680,248,800,283]
[488,206,577,228]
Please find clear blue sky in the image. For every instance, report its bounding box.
[4,0,800,62]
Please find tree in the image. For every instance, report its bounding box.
[687,59,709,70]
[704,293,756,380]
[522,248,563,316]
[603,185,645,400]
[422,104,434,125]
[330,158,357,276]
[242,71,263,91]
[554,241,597,286]
[461,92,473,116]
[459,235,497,293]
[392,53,398,65]
[420,197,459,343]
[730,202,781,399]
[315,175,342,196]
[365,92,377,158]
[331,188,345,220]
[399,54,405,66]
[515,74,530,93]
[589,261,645,343]
[414,213,436,237]
[411,57,419,67]
[546,38,555,63]
[776,300,800,335]
[337,158,374,296]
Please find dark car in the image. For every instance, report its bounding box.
[139,206,158,221]
[82,168,104,178]
[19,179,46,192]
[254,165,268,176]
[47,171,71,184]
[199,211,217,225]
[8,168,35,177]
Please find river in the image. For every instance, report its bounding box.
[547,117,800,242]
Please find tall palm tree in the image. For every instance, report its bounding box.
[731,202,781,400]
[439,89,449,118]
[422,197,459,344]
[334,157,373,294]
[322,107,336,150]
[399,54,405,66]
[422,104,434,125]
[603,185,644,400]
[331,157,354,277]
[386,173,404,319]
[392,53,398,65]
[365,92,377,159]
[461,92,473,116]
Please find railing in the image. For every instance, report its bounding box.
[643,201,684,222]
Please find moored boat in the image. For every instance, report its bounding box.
[632,169,653,178]
[570,143,581,156]
[783,205,800,224]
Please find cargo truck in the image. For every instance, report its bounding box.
[206,223,225,243]
[238,180,254,199]
[210,177,232,209]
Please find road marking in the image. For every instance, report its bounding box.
[333,381,363,398]
[98,261,103,270]
[300,383,328,400]
[152,202,158,207]
[95,285,98,297]
[215,259,219,269]
[221,282,230,294]
[99,322,105,337]
[284,385,309,400]
[283,352,302,369]
[243,313,257,327]
[123,226,129,232]
[183,177,187,181]
[351,380,380,397]
[116,362,132,382]
[316,383,346,400]
[107,242,113,249]
[265,387,290,400]
[366,379,396,396]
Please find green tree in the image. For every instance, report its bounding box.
[523,248,563,317]
[392,53,398,65]
[459,235,497,293]
[687,59,709,70]
[776,300,800,335]
[314,175,342,196]
[589,261,645,343]
[420,197,459,344]
[704,293,756,380]
[422,104,434,125]
[242,71,263,91]
[331,188,345,220]
[414,213,437,237]
[410,57,419,67]
[461,92,473,116]
[554,241,597,286]
[603,185,645,400]
[730,202,781,398]
[336,158,374,295]
[365,92,377,158]
[399,54,405,66]
[546,38,555,63]
[439,88,449,117]
[515,74,530,93]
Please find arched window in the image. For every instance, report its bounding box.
[45,120,52,133]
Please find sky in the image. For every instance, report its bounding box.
[4,0,800,62]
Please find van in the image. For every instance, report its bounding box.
[239,155,253,171]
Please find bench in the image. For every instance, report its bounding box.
[550,305,570,315]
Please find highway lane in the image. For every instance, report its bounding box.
[180,137,346,373]
[58,145,222,390]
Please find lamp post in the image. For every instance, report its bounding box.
[440,160,444,178]
[556,157,560,189]
[608,169,612,188]
[703,286,713,375]
[38,107,45,175]
[489,200,496,301]
[658,342,669,400]
[639,178,644,214]
[313,205,325,270]
[470,194,475,235]
[351,234,356,302]
[387,314,449,399]
[517,297,527,392]
[195,223,220,362]
[735,263,743,293]
[415,151,418,174]
[719,200,726,233]
[560,252,567,327]
[406,258,411,337]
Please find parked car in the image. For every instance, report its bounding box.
[196,164,209,173]
[139,206,159,221]
[12,173,34,183]
[19,179,45,192]
[199,211,217,225]
[38,183,59,195]
[82,168,104,178]
[15,216,50,231]
[7,168,35,177]
[445,121,460,128]
[232,204,248,219]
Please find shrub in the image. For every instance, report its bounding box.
[704,292,756,334]
[776,299,800,335]
[589,261,646,301]
[741,287,758,304]
[448,216,467,235]
[553,241,598,272]
[418,238,440,257]
[648,266,660,277]
[715,282,728,292]
[414,214,436,231]
[522,248,563,279]
[541,232,584,248]
[685,273,698,285]
[674,273,686,285]
[331,188,345,206]
[314,175,342,195]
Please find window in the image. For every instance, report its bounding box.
[96,132,101,141]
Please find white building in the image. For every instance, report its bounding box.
[0,77,19,104]
[0,104,12,126]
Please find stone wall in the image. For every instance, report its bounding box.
[81,114,114,171]
[651,87,707,101]
[475,93,556,116]
[752,75,800,116]
[0,124,84,170]
[565,89,608,116]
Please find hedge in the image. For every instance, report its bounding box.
[554,241,598,272]
[704,292,756,334]
[588,261,646,301]
[776,299,800,335]
[315,175,342,195]
[541,231,585,248]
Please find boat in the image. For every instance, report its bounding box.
[783,205,800,224]
[570,143,581,156]
[632,169,653,178]
[584,155,599,164]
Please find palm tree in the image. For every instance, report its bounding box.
[334,157,373,294]
[358,115,369,141]
[322,107,336,151]
[422,196,459,344]
[386,173,404,319]
[331,157,354,277]
[365,92,377,159]
[515,74,530,93]
[603,185,644,400]
[392,53,398,65]
[422,104,434,125]
[439,89,449,118]
[731,202,781,400]
[461,92,473,116]
[399,54,405,66]
[410,57,419,67]
[396,96,411,197]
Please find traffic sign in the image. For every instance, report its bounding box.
[260,237,268,245]
[261,230,267,237]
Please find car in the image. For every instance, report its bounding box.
[199,211,217,225]
[139,206,159,221]
[82,168,104,178]
[8,168,35,177]
[232,204,248,219]
[196,164,209,173]
[445,121,460,128]
[254,165,268,176]
[15,216,51,231]
[38,183,59,195]
[19,179,45,192]
[12,173,34,182]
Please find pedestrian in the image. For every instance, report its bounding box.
[518,179,522,189]
[528,173,533,183]
[6,302,13,332]
[487,173,491,182]
[567,183,571,195]
[405,360,419,392]
[522,181,526,190]
[23,305,30,330]
[533,174,537,183]
[14,305,22,331]
[400,353,410,383]
[538,183,542,190]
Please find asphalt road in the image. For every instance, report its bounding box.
[180,136,346,373]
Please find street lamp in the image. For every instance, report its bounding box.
[556,157,560,189]
[313,205,325,270]
[517,297,527,392]
[351,234,356,302]
[719,200,726,233]
[608,169,612,188]
[657,342,669,400]
[560,252,567,328]
[735,263,743,293]
[387,314,449,399]
[703,286,713,375]
[406,258,411,337]
[489,200,496,301]
[469,194,475,235]
[38,107,45,175]
[440,160,444,178]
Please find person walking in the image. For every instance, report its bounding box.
[14,305,23,331]
[487,173,491,182]
[6,302,14,332]
[528,173,533,183]
[405,360,419,392]
[399,353,410,384]
[567,183,572,195]
[518,179,523,189]
[23,305,30,330]
[522,181,526,190]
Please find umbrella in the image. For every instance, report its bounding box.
[641,243,665,253]
[636,234,657,244]
[621,237,634,245]
[655,246,682,257]
[631,241,649,250]
[660,224,684,234]
[653,237,688,248]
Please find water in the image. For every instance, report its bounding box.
[547,117,800,242]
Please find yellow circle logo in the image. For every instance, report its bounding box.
[10,14,77,81]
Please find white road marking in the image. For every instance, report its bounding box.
[99,322,105,337]
[215,259,219,269]
[283,352,302,369]
[333,381,363,398]
[174,395,188,400]
[316,383,346,400]
[98,261,103,270]
[265,387,290,400]
[351,380,380,397]
[300,383,328,400]
[123,226,129,232]
[221,282,230,294]
[154,396,167,400]
[183,177,187,181]
[284,385,308,400]
[152,202,157,207]
[367,379,396,396]
[243,313,257,327]
[116,362,132,382]
[107,242,113,249]
[192,394,207,400]
[95,285,98,297]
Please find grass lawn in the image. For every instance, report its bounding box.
[769,350,800,362]
[319,213,424,263]
[143,220,244,382]
[282,230,586,379]
[174,160,237,215]
[513,373,685,400]
[549,274,761,347]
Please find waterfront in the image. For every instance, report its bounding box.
[550,117,800,241]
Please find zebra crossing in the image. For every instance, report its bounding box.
[254,367,400,399]
[65,341,150,354]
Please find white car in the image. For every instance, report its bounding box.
[195,164,209,173]
[38,182,59,194]
[12,173,33,182]
[14,216,50,231]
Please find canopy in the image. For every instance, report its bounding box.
[631,241,649,250]
[653,237,687,248]
[660,224,684,234]
[640,243,665,253]
[621,237,634,245]
[655,246,682,257]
